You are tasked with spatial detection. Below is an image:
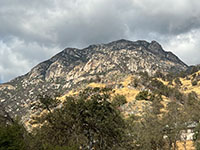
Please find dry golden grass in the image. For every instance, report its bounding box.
[25,109,49,131]
[87,82,106,88]
[179,74,200,97]
[160,96,171,113]
[157,78,169,86]
[121,75,133,87]
[156,72,200,98]
[59,90,79,101]
[114,87,139,102]
[58,72,200,118]
[177,140,195,150]
[59,75,140,103]
[59,83,106,101]
[113,75,140,102]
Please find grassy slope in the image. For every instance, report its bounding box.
[158,72,200,150]
[180,71,200,96]
[29,72,200,149]
[60,75,140,102]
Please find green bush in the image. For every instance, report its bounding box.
[112,94,127,107]
[174,78,182,86]
[136,91,149,100]
[192,80,198,86]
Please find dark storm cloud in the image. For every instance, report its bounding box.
[1,0,200,46]
[0,0,131,47]
[0,0,200,82]
[126,0,200,35]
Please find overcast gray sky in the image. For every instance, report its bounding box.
[0,0,200,83]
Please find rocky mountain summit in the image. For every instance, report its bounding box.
[0,39,188,120]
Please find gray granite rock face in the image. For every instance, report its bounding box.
[0,39,188,120]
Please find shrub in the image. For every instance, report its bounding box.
[136,91,149,100]
[112,94,127,107]
[174,78,182,86]
[192,80,198,86]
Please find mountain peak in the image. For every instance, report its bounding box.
[149,40,163,51]
[0,39,188,120]
[110,39,132,43]
[107,39,148,46]
[105,39,133,47]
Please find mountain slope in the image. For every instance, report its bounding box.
[0,39,188,120]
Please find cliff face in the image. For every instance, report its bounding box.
[0,39,188,119]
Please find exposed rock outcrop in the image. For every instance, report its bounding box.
[0,39,188,120]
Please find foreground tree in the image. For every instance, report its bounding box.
[127,94,166,150]
[185,92,200,150]
[0,120,28,150]
[32,87,129,150]
[162,101,185,150]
